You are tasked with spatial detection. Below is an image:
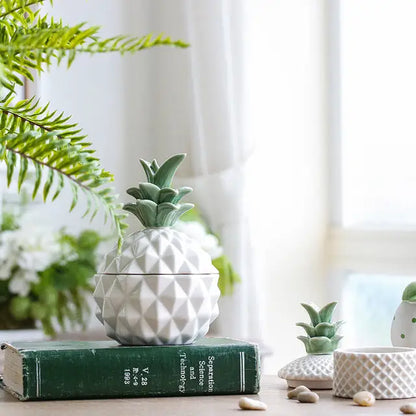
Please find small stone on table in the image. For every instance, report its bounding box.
[353,391,375,407]
[401,403,416,414]
[238,397,267,410]
[297,391,319,403]
[287,385,310,399]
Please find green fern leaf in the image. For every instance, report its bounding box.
[6,149,16,185]
[42,168,54,201]
[17,155,28,190]
[0,19,188,90]
[52,172,64,201]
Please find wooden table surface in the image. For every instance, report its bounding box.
[0,375,414,415]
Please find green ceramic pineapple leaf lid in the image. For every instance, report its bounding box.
[296,302,344,355]
[402,282,416,302]
[123,153,194,228]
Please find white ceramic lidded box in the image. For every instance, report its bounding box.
[333,347,416,399]
[94,154,220,345]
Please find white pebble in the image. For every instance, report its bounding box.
[353,391,375,407]
[238,397,267,410]
[287,385,310,399]
[401,403,416,414]
[297,391,319,403]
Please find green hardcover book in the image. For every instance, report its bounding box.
[1,337,260,401]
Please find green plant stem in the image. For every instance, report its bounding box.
[1,107,56,133]
[0,0,43,19]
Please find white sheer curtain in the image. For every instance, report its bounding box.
[28,0,262,340]
[121,1,262,340]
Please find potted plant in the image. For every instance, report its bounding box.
[94,154,221,345]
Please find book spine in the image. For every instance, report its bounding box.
[21,343,260,400]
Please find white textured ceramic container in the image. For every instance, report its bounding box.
[94,228,220,345]
[391,301,416,347]
[333,347,416,399]
[278,354,333,389]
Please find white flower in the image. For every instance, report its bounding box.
[13,226,61,271]
[174,221,207,242]
[59,241,78,264]
[8,269,39,296]
[174,221,223,259]
[201,234,223,259]
[0,231,18,280]
[18,250,53,271]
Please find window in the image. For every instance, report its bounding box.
[340,0,416,228]
[342,273,415,346]
[331,0,416,346]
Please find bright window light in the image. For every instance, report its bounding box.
[342,273,415,347]
[341,0,416,228]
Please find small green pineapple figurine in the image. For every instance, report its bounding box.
[296,302,344,354]
[278,301,344,388]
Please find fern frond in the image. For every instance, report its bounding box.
[1,30,188,69]
[0,129,127,241]
[0,96,86,144]
[0,18,188,91]
[81,33,189,54]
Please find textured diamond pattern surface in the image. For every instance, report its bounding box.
[99,228,218,275]
[94,273,220,345]
[94,228,220,345]
[278,354,333,382]
[333,349,416,399]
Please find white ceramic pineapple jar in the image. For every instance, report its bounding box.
[391,282,416,347]
[94,154,220,345]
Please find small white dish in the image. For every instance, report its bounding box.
[333,347,416,399]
